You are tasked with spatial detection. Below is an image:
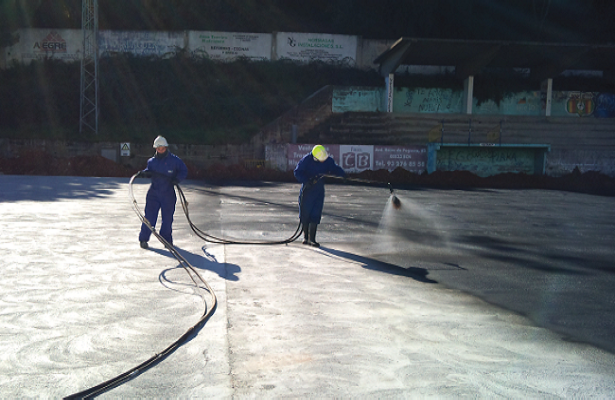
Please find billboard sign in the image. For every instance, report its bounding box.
[374,146,427,173]
[287,144,427,174]
[188,31,272,61]
[99,30,185,57]
[6,29,81,64]
[276,32,357,64]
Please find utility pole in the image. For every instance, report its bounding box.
[80,0,99,135]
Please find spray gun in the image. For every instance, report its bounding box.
[322,175,402,210]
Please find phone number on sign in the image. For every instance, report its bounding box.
[375,160,426,168]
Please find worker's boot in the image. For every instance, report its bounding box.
[302,224,309,245]
[308,223,320,247]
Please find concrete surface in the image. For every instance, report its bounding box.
[1,175,614,398]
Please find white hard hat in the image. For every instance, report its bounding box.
[153,135,169,148]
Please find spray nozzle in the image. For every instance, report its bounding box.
[387,182,401,209]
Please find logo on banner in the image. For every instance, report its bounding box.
[342,151,371,171]
[566,92,595,117]
[33,31,67,53]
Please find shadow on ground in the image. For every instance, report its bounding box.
[319,246,439,284]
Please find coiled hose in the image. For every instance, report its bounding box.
[64,175,218,399]
[65,174,311,398]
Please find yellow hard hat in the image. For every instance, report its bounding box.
[312,145,328,161]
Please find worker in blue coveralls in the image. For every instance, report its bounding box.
[137,135,188,249]
[294,145,345,247]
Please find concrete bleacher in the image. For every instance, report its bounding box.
[253,86,334,146]
[305,112,613,146]
[253,83,615,176]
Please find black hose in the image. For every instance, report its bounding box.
[68,173,392,397]
[64,175,218,399]
[175,183,303,245]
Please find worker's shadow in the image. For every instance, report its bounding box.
[149,246,241,281]
[318,246,438,284]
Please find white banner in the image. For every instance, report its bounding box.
[339,145,374,173]
[188,31,272,61]
[275,32,357,64]
[98,30,185,57]
[285,144,428,173]
[5,29,82,64]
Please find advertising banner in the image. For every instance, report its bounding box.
[5,29,82,64]
[276,32,357,64]
[339,145,374,172]
[374,146,427,173]
[99,30,185,57]
[287,144,427,174]
[188,31,272,61]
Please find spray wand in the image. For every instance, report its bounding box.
[321,174,402,210]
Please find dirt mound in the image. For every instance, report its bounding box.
[1,153,614,196]
[0,150,138,177]
[355,167,615,196]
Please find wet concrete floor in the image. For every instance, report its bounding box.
[1,175,614,398]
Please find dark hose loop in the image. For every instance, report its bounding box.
[176,184,303,245]
[64,174,218,399]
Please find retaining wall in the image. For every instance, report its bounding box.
[0,139,259,171]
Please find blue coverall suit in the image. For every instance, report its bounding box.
[294,152,345,225]
[138,151,188,245]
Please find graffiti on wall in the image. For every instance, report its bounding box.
[560,91,615,118]
[565,92,596,116]
[436,147,538,177]
[552,91,615,118]
[474,91,543,116]
[331,87,615,118]
[594,93,615,118]
[398,88,462,114]
[332,87,383,113]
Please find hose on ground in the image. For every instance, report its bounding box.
[64,174,218,399]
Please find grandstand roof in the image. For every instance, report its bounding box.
[374,38,615,81]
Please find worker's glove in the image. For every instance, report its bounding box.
[171,178,180,185]
[309,176,320,185]
[137,170,152,178]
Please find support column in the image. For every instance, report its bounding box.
[386,73,394,113]
[463,75,474,115]
[543,78,553,117]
